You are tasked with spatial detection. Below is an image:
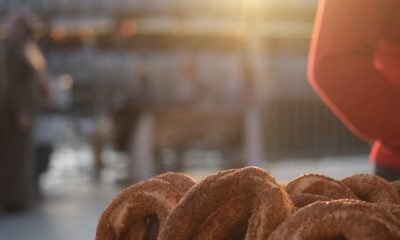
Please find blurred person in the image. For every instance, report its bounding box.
[111,59,155,183]
[33,107,57,196]
[34,75,56,196]
[0,8,51,212]
[127,59,156,182]
[309,0,400,180]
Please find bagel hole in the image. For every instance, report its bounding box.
[118,215,159,240]
[145,214,159,240]
[225,220,248,240]
[118,219,146,240]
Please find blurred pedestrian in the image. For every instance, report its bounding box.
[309,0,400,180]
[0,8,51,212]
[33,107,57,196]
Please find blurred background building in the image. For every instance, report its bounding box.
[0,0,369,161]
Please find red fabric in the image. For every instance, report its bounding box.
[308,0,400,169]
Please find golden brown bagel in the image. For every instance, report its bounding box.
[341,174,400,204]
[286,174,359,200]
[96,173,195,240]
[269,200,400,240]
[154,172,195,195]
[159,167,295,239]
[192,194,252,240]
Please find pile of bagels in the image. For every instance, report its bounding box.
[96,167,400,240]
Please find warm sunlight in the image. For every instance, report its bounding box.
[3,1,387,240]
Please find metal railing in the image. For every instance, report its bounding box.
[263,97,369,160]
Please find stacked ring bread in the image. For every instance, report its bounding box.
[96,172,195,239]
[96,167,400,240]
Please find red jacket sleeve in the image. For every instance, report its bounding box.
[308,0,400,142]
[375,38,400,86]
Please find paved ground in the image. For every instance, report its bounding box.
[0,133,371,240]
[0,183,118,240]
